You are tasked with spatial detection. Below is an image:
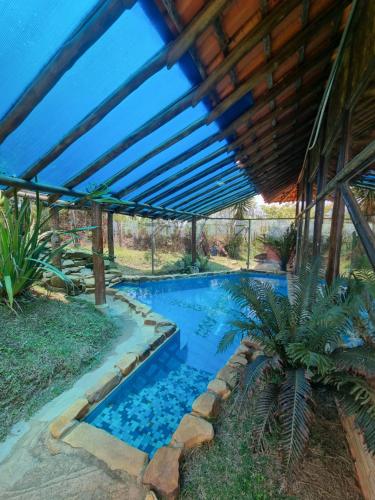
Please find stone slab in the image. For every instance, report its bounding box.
[85,370,122,404]
[63,423,148,478]
[49,398,89,439]
[115,353,137,376]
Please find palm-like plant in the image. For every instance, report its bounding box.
[0,192,73,308]
[220,263,375,470]
[259,223,297,271]
[232,198,255,220]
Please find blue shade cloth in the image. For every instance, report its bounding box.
[0,0,98,118]
[0,1,256,216]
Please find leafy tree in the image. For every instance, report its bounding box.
[219,262,375,471]
[232,198,255,220]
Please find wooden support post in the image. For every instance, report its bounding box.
[295,180,305,272]
[91,203,106,307]
[192,216,197,265]
[341,185,375,271]
[301,170,313,263]
[247,220,251,270]
[50,206,62,269]
[107,212,115,262]
[326,112,351,284]
[312,155,328,258]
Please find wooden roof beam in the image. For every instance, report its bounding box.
[91,52,329,197]
[147,163,241,208]
[119,89,321,206]
[15,0,229,184]
[49,13,338,200]
[0,174,204,219]
[181,178,251,212]
[172,171,245,209]
[0,0,136,143]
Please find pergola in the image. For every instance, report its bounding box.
[0,0,374,306]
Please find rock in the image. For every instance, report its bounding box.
[137,304,152,317]
[61,259,75,268]
[80,268,94,276]
[145,492,158,500]
[130,344,151,362]
[49,399,89,439]
[115,353,137,376]
[207,379,231,400]
[143,447,182,500]
[144,313,168,326]
[227,354,248,368]
[192,392,220,419]
[149,333,165,350]
[50,276,67,289]
[63,423,148,478]
[241,337,260,350]
[85,370,122,404]
[171,414,214,449]
[155,324,176,338]
[216,365,239,389]
[105,287,118,296]
[84,278,95,288]
[235,344,252,359]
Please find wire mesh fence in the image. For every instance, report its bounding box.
[54,208,374,276]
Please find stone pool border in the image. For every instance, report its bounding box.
[141,337,263,499]
[48,286,178,481]
[49,269,284,498]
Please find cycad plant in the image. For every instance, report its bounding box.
[259,223,297,271]
[0,192,72,308]
[220,263,375,470]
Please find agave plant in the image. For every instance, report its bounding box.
[259,223,297,271]
[220,263,375,470]
[0,192,75,308]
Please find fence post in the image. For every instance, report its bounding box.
[247,219,251,270]
[107,211,115,262]
[151,219,155,275]
[192,216,197,265]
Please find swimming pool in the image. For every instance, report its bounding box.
[85,271,287,456]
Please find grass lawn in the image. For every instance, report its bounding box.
[0,287,119,442]
[85,244,249,275]
[180,389,360,500]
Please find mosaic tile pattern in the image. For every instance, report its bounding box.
[86,272,287,456]
[86,334,210,456]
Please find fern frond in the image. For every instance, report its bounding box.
[331,347,375,378]
[279,368,314,470]
[252,382,279,450]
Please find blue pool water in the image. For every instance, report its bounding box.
[85,272,287,456]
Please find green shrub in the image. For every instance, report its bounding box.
[225,232,243,260]
[220,261,375,471]
[0,193,71,308]
[160,253,209,274]
[259,223,297,271]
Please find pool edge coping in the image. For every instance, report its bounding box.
[49,269,287,492]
